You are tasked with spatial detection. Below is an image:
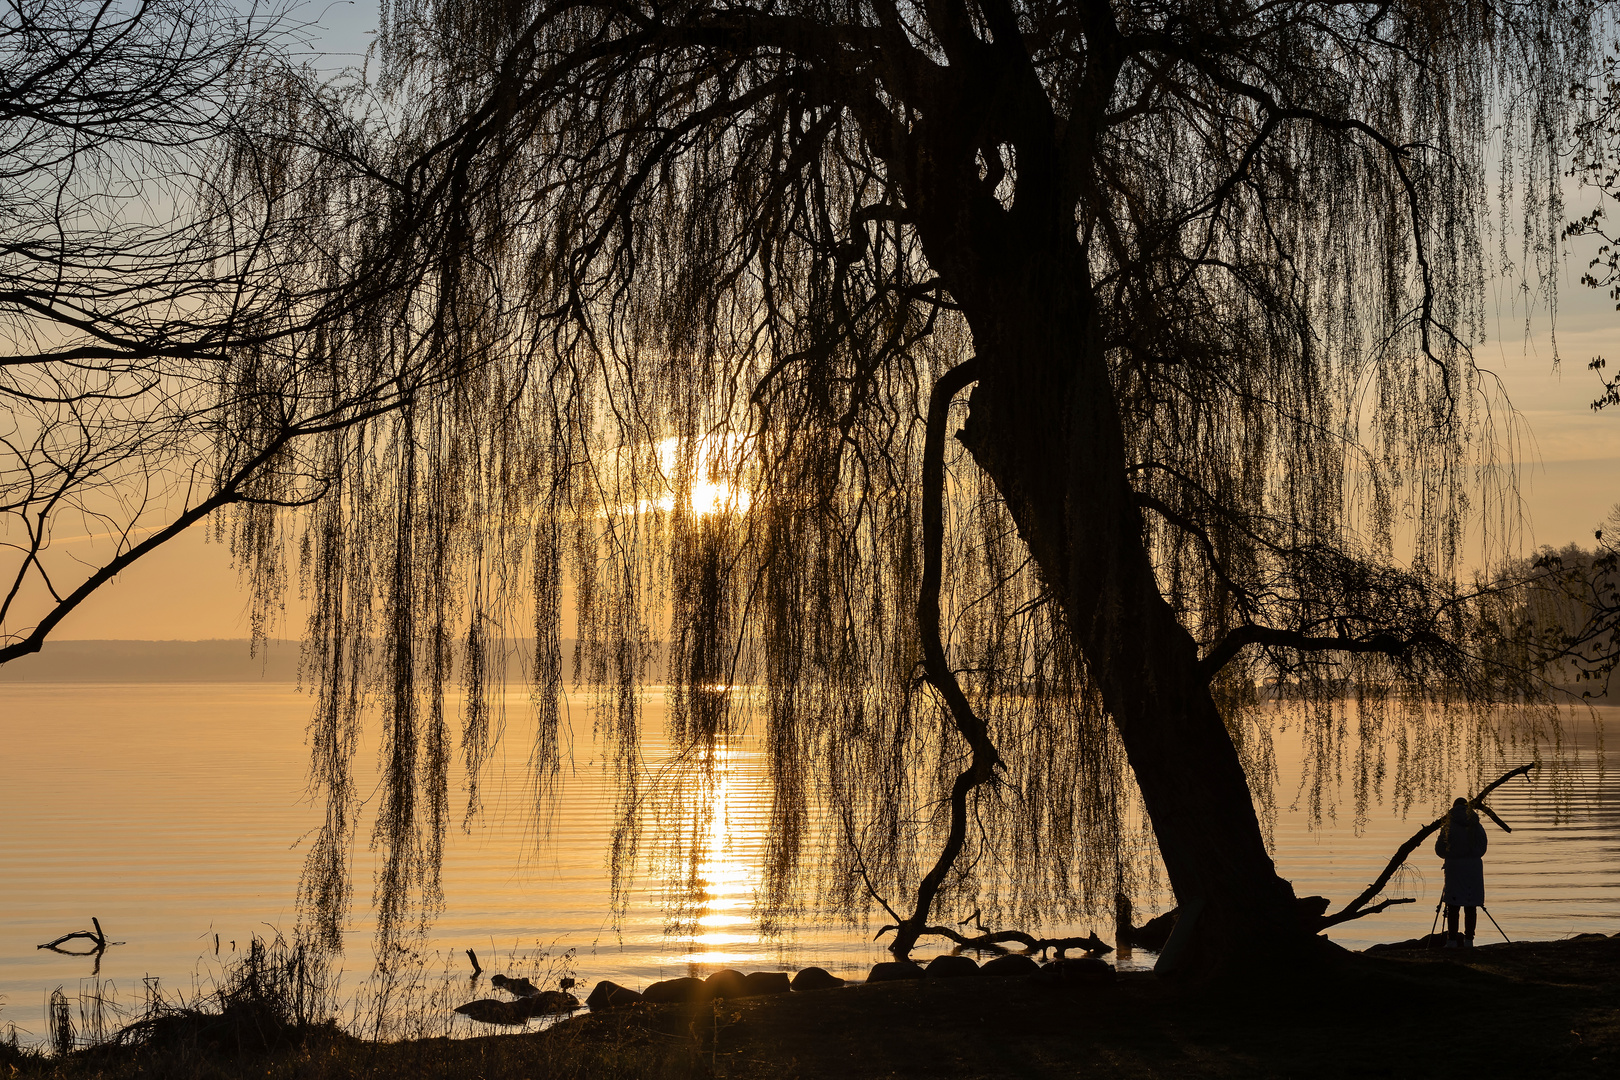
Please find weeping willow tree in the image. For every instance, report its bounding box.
[212,0,1601,975]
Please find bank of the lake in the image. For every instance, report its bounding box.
[9,935,1618,1079]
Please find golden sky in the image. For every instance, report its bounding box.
[28,3,1620,640]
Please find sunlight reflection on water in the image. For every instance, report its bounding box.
[663,741,766,969]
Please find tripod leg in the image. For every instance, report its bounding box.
[1481,906,1510,943]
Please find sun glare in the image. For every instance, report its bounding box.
[658,435,752,517]
[688,474,747,517]
[611,434,753,518]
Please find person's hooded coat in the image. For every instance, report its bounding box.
[1435,805,1488,906]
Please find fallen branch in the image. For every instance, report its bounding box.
[38,916,112,954]
[1323,763,1535,928]
[875,922,1112,958]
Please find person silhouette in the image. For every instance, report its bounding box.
[1435,797,1489,947]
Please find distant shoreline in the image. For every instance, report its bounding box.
[0,639,303,682]
[0,638,602,683]
[2,640,1607,702]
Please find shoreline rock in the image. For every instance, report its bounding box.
[790,966,844,991]
[704,969,749,999]
[979,954,1040,978]
[642,976,707,1003]
[742,971,792,996]
[925,954,980,978]
[586,980,643,1010]
[454,990,578,1025]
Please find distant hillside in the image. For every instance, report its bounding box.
[0,639,303,682]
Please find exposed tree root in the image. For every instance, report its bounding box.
[1121,909,1178,952]
[875,922,1113,959]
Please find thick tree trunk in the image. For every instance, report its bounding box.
[951,250,1306,975]
[872,41,1310,970]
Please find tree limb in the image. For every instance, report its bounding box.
[885,355,994,961]
[1199,622,1446,681]
[1323,763,1536,928]
[1316,895,1415,928]
[876,921,1111,959]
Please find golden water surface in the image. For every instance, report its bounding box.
[2,686,1615,1045]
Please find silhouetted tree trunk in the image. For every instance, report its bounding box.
[875,74,1302,964]
[961,279,1300,968]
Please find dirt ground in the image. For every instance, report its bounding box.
[15,935,1619,1079]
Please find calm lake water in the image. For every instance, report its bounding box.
[2,685,1616,1046]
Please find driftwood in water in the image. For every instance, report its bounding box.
[38,917,114,954]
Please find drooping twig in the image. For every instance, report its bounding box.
[1322,763,1535,928]
[842,807,904,927]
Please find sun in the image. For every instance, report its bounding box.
[657,435,752,517]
